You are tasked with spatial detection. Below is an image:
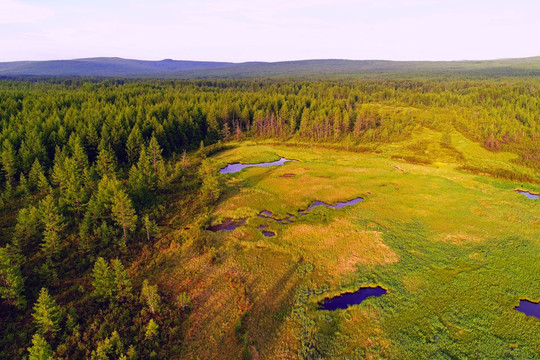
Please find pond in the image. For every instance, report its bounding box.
[319,286,387,311]
[515,299,540,319]
[207,218,247,232]
[515,190,540,199]
[219,157,294,174]
[299,197,364,215]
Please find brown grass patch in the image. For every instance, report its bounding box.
[282,218,398,277]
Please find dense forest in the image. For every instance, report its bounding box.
[0,77,539,359]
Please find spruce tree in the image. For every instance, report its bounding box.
[142,215,159,242]
[140,279,160,314]
[111,259,132,301]
[111,187,137,245]
[0,245,26,309]
[13,205,40,250]
[126,124,143,165]
[39,195,65,256]
[29,159,48,194]
[27,333,53,360]
[0,139,16,187]
[199,159,220,203]
[145,319,159,340]
[96,147,117,178]
[91,257,113,300]
[32,287,62,336]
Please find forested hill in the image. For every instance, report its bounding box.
[2,56,540,78]
[0,58,232,77]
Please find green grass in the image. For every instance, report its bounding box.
[160,130,539,359]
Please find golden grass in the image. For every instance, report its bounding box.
[282,218,398,278]
[159,138,540,359]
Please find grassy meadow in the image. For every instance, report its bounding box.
[157,126,540,360]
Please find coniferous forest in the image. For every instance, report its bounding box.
[0,77,539,359]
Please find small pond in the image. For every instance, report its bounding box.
[320,286,387,311]
[262,230,276,237]
[515,190,540,199]
[515,299,540,319]
[207,218,247,232]
[299,197,364,215]
[219,157,294,174]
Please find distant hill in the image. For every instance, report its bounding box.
[0,57,232,77]
[2,56,540,78]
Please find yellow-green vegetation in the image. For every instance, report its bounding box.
[163,136,539,359]
[1,78,539,359]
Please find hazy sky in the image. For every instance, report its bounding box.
[1,0,539,62]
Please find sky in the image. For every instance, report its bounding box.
[1,0,540,62]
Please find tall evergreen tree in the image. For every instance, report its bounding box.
[96,147,117,178]
[140,279,160,314]
[126,124,143,165]
[28,159,49,193]
[27,333,53,360]
[91,257,114,300]
[0,139,16,187]
[111,259,132,301]
[0,245,26,309]
[32,287,62,336]
[111,187,137,245]
[38,195,65,256]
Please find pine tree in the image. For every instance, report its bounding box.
[145,319,159,340]
[96,147,117,178]
[17,172,30,197]
[221,122,231,140]
[0,245,26,309]
[142,215,159,242]
[60,157,88,217]
[199,159,220,203]
[29,159,48,194]
[147,136,164,175]
[39,195,65,256]
[126,124,143,165]
[0,139,16,187]
[147,136,167,187]
[69,135,89,173]
[140,279,160,314]
[91,257,113,300]
[135,145,156,187]
[111,187,137,244]
[111,259,132,301]
[32,287,62,336]
[13,205,40,250]
[27,333,53,360]
[91,331,124,360]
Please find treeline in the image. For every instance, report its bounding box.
[1,78,539,177]
[0,77,539,358]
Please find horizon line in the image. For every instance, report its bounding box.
[2,55,540,64]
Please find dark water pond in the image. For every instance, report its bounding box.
[262,230,276,237]
[207,218,247,232]
[320,286,387,311]
[515,299,540,319]
[219,157,294,174]
[515,190,540,199]
[299,197,364,215]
